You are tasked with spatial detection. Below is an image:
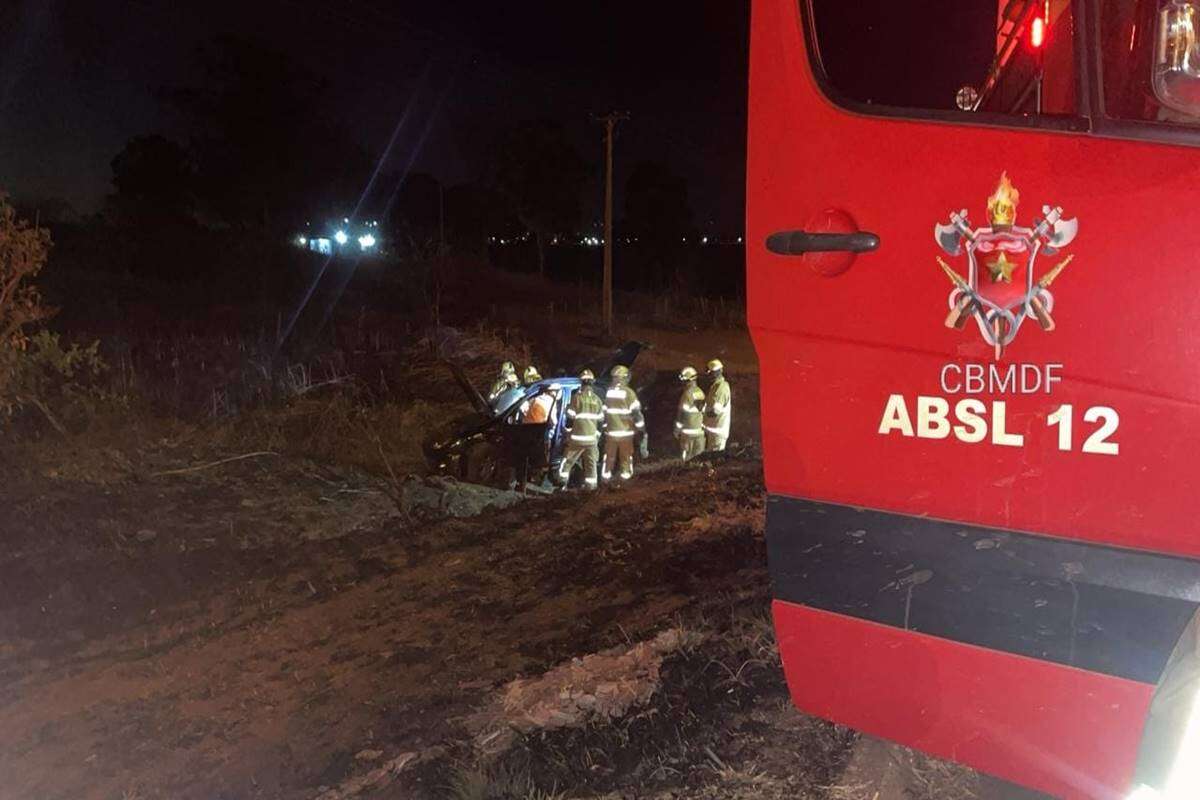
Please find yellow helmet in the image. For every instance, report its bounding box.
[579,368,595,382]
[679,366,698,381]
[611,365,630,382]
[500,361,516,375]
[706,359,724,374]
[523,366,541,384]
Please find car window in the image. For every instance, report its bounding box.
[808,0,1078,118]
[1099,0,1200,126]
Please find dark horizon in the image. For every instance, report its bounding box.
[1,1,751,231]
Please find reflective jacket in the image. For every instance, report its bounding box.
[603,382,645,438]
[675,382,705,437]
[488,378,513,401]
[703,377,731,436]
[523,392,554,424]
[565,387,604,445]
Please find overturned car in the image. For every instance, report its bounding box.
[424,342,647,487]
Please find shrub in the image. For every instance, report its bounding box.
[0,195,53,407]
[4,331,110,433]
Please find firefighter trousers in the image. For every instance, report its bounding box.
[602,435,635,481]
[558,442,598,489]
[705,430,728,452]
[679,433,704,461]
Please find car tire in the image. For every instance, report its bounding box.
[464,442,500,486]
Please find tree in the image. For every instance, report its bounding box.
[389,172,443,257]
[491,120,588,276]
[623,160,695,290]
[109,135,195,226]
[0,194,52,411]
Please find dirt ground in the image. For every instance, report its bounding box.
[1,420,774,799]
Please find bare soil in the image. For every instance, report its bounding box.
[0,427,768,799]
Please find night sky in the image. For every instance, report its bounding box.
[1,1,750,230]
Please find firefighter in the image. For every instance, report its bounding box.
[488,361,518,401]
[675,366,706,460]
[521,366,554,424]
[703,358,731,451]
[602,364,645,483]
[558,369,602,489]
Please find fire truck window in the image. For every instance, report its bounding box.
[1100,0,1200,125]
[810,0,1078,117]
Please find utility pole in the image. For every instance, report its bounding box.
[594,111,628,335]
[438,180,445,254]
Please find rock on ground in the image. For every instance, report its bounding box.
[398,475,526,519]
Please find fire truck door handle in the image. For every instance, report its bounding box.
[765,230,880,255]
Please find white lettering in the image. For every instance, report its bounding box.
[1045,363,1063,394]
[991,401,1024,447]
[1082,406,1120,455]
[1047,404,1072,451]
[1020,364,1042,394]
[953,398,987,443]
[878,394,914,437]
[880,390,1118,457]
[989,364,1016,394]
[939,362,1066,395]
[965,364,985,394]
[940,364,962,394]
[917,396,951,439]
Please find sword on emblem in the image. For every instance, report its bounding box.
[935,256,979,330]
[1027,254,1075,331]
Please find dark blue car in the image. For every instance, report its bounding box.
[424,341,647,486]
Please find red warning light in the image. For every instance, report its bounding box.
[1030,16,1047,48]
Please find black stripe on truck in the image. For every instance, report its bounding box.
[766,497,1200,684]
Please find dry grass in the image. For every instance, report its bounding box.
[908,752,981,800]
[676,497,765,543]
[212,392,452,479]
[446,764,565,800]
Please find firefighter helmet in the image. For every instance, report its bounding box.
[579,368,595,383]
[500,361,516,376]
[679,366,698,381]
[611,365,630,382]
[706,358,724,374]
[523,366,542,384]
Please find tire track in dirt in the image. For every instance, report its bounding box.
[1,457,764,799]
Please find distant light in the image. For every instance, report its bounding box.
[737,236,744,244]
[297,235,307,246]
[358,234,376,249]
[334,230,349,245]
[1030,16,1046,48]
[343,217,349,224]
[682,237,687,243]
[702,235,709,245]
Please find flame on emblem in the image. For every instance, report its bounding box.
[986,171,1019,227]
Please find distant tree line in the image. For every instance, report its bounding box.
[27,33,727,310]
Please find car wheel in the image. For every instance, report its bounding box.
[464,442,500,485]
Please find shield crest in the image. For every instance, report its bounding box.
[970,232,1031,310]
[934,172,1078,360]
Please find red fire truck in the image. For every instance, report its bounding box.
[748,1,1200,798]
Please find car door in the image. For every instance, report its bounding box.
[748,1,1200,797]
